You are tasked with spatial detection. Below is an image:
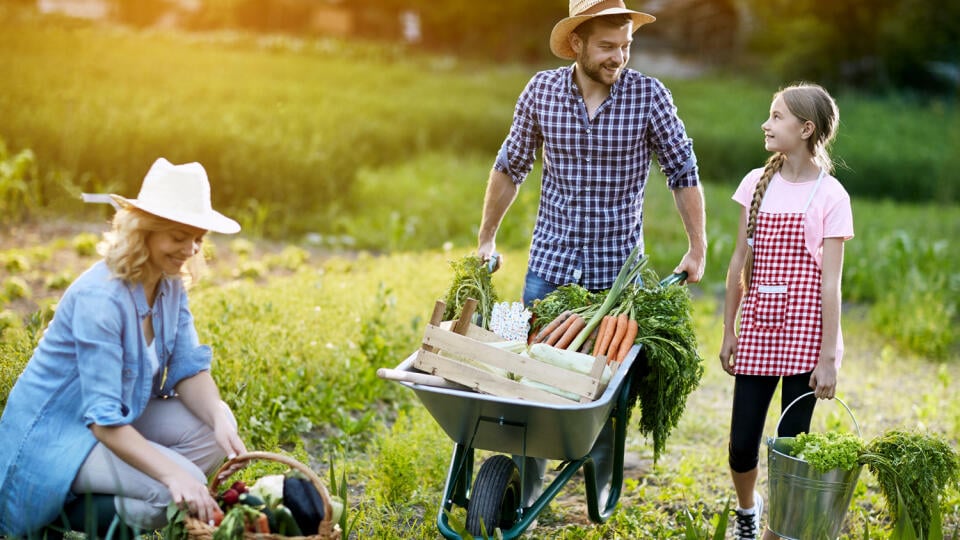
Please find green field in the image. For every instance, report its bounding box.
[0,5,957,233]
[1,7,959,539]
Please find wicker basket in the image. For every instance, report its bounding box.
[185,451,342,540]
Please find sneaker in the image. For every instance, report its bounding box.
[732,492,763,539]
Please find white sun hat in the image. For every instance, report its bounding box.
[84,158,240,234]
[549,0,655,60]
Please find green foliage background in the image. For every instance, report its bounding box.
[0,6,957,241]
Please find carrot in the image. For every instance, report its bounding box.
[595,315,617,357]
[615,318,640,362]
[591,315,611,356]
[555,314,586,349]
[604,313,629,362]
[534,311,571,343]
[255,512,270,534]
[545,312,579,346]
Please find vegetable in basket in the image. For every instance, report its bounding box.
[284,473,329,535]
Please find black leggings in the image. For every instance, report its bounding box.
[728,372,816,473]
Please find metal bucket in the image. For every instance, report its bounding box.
[765,392,862,540]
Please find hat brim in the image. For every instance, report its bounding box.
[549,9,655,60]
[111,195,241,234]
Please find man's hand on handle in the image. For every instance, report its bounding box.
[674,249,705,284]
[478,242,502,273]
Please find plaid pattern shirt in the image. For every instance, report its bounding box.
[494,65,699,290]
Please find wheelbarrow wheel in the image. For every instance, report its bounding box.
[467,455,521,536]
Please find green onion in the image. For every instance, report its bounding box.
[568,245,647,352]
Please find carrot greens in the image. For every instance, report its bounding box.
[624,268,704,463]
[441,255,498,329]
[858,430,960,537]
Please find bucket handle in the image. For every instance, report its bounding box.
[774,391,861,438]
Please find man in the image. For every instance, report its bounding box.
[475,0,707,511]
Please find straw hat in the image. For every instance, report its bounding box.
[110,158,241,234]
[550,0,655,60]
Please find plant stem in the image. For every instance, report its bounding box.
[569,247,647,351]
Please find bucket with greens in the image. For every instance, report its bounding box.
[765,392,863,540]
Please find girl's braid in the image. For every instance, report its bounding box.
[741,151,785,289]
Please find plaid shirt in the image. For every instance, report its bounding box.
[495,65,699,290]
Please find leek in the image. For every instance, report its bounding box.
[568,245,648,352]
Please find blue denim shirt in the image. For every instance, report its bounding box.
[0,261,213,536]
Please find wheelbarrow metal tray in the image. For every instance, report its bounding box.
[393,343,640,461]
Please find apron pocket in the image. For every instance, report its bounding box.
[755,283,788,330]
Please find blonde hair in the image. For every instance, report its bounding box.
[99,208,206,285]
[742,83,840,289]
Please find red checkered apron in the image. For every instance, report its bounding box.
[736,174,823,376]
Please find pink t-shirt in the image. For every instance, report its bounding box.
[733,168,854,268]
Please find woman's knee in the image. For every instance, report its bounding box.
[116,496,172,531]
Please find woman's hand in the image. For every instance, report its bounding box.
[166,468,221,524]
[214,416,247,460]
[809,358,837,399]
[213,418,248,481]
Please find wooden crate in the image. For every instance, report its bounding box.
[412,320,610,405]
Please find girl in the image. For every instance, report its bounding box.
[0,158,247,537]
[719,83,853,539]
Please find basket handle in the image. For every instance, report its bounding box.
[774,391,861,438]
[209,451,336,534]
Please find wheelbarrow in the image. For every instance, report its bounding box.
[388,342,643,539]
[382,273,687,538]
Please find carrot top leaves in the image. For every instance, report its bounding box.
[442,255,499,329]
[529,284,601,335]
[625,267,704,463]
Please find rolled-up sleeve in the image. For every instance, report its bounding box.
[494,77,542,185]
[73,290,130,426]
[161,287,212,395]
[647,80,699,189]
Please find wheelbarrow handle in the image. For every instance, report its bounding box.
[659,271,688,287]
[377,367,464,390]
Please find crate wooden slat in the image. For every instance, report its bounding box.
[414,349,572,405]
[413,321,609,403]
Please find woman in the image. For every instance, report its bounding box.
[0,158,247,537]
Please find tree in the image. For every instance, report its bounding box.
[742,0,959,93]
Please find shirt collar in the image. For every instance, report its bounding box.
[128,278,170,319]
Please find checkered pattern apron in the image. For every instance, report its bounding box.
[736,174,824,376]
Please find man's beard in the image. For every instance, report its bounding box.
[578,52,624,86]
